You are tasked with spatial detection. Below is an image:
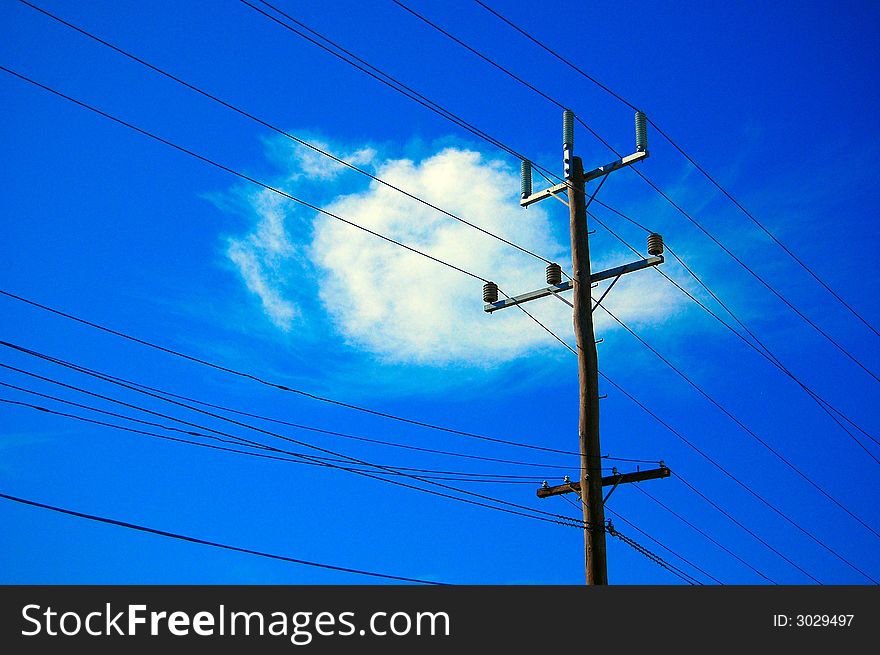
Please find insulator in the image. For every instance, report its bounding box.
[483,281,499,304]
[647,232,664,256]
[635,111,648,152]
[521,160,532,200]
[546,263,562,286]
[563,109,575,149]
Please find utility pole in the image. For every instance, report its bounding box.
[483,109,670,585]
[568,154,607,584]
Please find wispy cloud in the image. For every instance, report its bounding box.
[225,188,300,330]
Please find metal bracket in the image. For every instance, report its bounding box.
[520,150,649,208]
[484,255,663,313]
[602,476,622,504]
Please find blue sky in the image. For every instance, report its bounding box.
[1,0,878,584]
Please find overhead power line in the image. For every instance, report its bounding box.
[472,0,880,339]
[630,483,777,584]
[671,472,826,584]
[0,65,495,284]
[592,298,880,539]
[0,385,560,482]
[390,0,878,384]
[239,0,587,205]
[605,506,717,585]
[8,368,653,473]
[245,0,879,386]
[0,343,586,530]
[240,0,530,164]
[0,491,447,584]
[0,292,838,582]
[0,371,596,476]
[15,0,558,270]
[0,288,577,457]
[589,208,880,453]
[598,373,872,583]
[1,56,863,578]
[0,396,549,485]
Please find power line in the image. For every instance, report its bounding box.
[6,1,856,584]
[597,373,872,583]
[592,297,880,540]
[589,208,880,453]
[604,520,699,585]
[0,373,591,476]
[1,289,848,578]
[0,343,587,530]
[663,244,879,446]
[2,58,860,579]
[391,0,569,112]
[0,65,494,284]
[0,388,578,529]
[671,472,827,584]
[0,396,547,485]
[239,0,584,205]
[15,0,558,270]
[0,288,577,457]
[630,482,777,584]
[621,157,880,385]
[605,507,716,585]
[240,0,529,164]
[0,491,447,584]
[0,383,562,481]
[649,119,880,339]
[388,0,878,383]
[472,0,880,339]
[9,369,654,474]
[471,0,637,110]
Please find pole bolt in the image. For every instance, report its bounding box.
[483,281,499,304]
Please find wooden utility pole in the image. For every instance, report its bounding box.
[483,108,668,586]
[568,155,608,585]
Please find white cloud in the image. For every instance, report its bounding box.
[223,138,688,366]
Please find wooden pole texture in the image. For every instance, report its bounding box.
[568,155,608,585]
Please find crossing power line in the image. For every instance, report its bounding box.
[0,343,587,530]
[592,299,880,539]
[0,396,553,485]
[471,0,880,340]
[15,0,558,270]
[587,208,880,455]
[0,290,858,581]
[630,483,777,584]
[4,14,868,584]
[390,0,879,385]
[20,0,872,454]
